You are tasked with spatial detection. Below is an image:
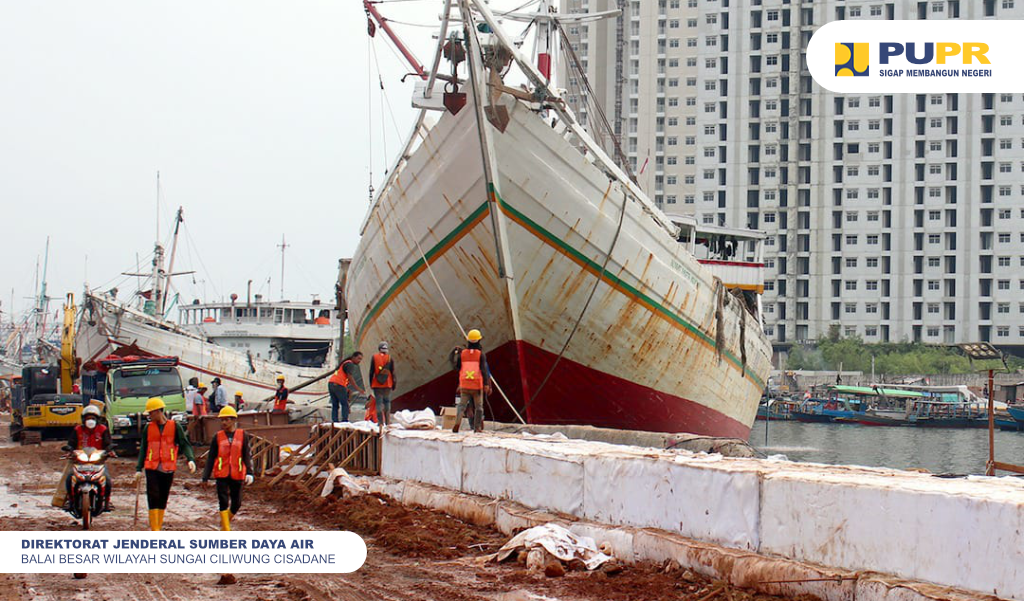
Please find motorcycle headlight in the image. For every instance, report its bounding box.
[114,417,132,428]
[89,451,103,462]
[75,451,89,462]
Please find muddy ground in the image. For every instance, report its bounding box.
[0,438,815,601]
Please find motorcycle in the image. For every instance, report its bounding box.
[61,445,111,530]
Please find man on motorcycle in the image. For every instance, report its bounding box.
[65,405,114,511]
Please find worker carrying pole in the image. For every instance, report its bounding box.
[452,329,491,433]
[201,406,254,531]
[134,397,196,531]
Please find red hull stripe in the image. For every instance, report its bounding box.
[392,339,751,439]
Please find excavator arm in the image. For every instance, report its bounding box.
[60,293,77,394]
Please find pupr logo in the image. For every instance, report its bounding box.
[835,42,869,76]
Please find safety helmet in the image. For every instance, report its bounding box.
[378,341,389,351]
[218,406,238,418]
[198,382,207,389]
[234,390,243,397]
[143,397,166,415]
[276,375,285,381]
[466,329,482,342]
[82,405,102,419]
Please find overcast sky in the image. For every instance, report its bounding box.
[0,0,508,321]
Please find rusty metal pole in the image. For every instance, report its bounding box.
[987,368,995,476]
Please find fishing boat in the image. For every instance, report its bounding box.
[76,208,337,405]
[1006,406,1024,430]
[756,398,798,421]
[344,0,773,437]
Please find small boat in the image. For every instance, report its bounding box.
[756,398,797,421]
[1007,406,1024,429]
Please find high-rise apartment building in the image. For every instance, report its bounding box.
[560,0,1024,353]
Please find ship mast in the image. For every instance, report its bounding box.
[162,207,184,314]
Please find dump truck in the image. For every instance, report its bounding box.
[82,356,186,453]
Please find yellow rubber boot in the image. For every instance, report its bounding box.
[148,509,160,531]
[156,509,165,531]
[219,510,231,531]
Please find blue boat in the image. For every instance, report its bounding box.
[1007,406,1024,430]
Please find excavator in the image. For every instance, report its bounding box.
[10,294,88,441]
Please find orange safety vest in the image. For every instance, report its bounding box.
[328,361,351,387]
[212,429,246,480]
[75,424,107,450]
[144,421,179,472]
[459,349,484,391]
[371,353,393,389]
[193,394,208,417]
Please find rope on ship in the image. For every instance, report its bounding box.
[522,182,629,415]
[713,278,725,363]
[396,213,527,425]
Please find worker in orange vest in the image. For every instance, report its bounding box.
[193,382,209,417]
[453,329,491,433]
[201,406,254,531]
[370,342,396,426]
[328,352,364,423]
[134,398,196,531]
[272,375,292,413]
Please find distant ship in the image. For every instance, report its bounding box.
[76,208,339,404]
[344,0,772,437]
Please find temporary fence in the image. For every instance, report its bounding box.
[267,424,381,494]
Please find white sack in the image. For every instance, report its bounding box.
[495,523,612,570]
[392,407,438,430]
[321,467,367,497]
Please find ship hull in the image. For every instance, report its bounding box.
[77,293,329,403]
[347,95,772,437]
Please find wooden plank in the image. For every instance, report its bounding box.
[267,428,326,486]
[337,435,375,471]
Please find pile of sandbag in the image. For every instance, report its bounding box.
[490,524,621,577]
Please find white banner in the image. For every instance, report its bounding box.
[9,531,367,573]
[807,20,1024,92]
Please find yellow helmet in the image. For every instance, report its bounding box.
[143,397,166,414]
[234,390,243,397]
[466,329,483,342]
[276,375,285,381]
[198,382,207,389]
[218,406,238,418]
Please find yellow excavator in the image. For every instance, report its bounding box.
[10,293,88,441]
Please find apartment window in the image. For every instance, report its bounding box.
[765,100,778,111]
[847,189,860,200]
[845,281,858,291]
[764,144,778,156]
[686,77,697,86]
[866,303,879,314]
[667,137,678,146]
[998,326,1010,338]
[765,121,778,133]
[845,303,857,314]
[928,303,940,314]
[866,280,879,291]
[871,5,883,15]
[685,175,695,184]
[668,78,680,88]
[702,214,715,224]
[868,143,880,153]
[846,257,858,267]
[930,118,942,128]
[998,303,1011,314]
[703,169,716,180]
[866,326,878,337]
[706,13,717,24]
[667,156,678,165]
[684,194,695,204]
[848,121,860,131]
[929,141,942,151]
[767,9,779,20]
[866,257,879,268]
[999,232,1012,243]
[704,58,716,68]
[848,98,861,108]
[1001,139,1012,149]
[866,210,879,221]
[766,55,778,66]
[846,235,858,245]
[1000,162,1012,173]
[930,95,943,105]
[928,234,941,243]
[1001,115,1013,126]
[849,6,861,17]
[765,78,778,88]
[685,116,696,125]
[666,195,677,204]
[703,125,716,135]
[764,190,777,201]
[868,120,881,130]
[868,97,881,107]
[867,189,880,200]
[1004,94,1015,102]
[670,19,681,28]
[668,98,679,107]
[668,117,679,127]
[706,37,717,47]
[928,280,940,291]
[867,235,879,245]
[928,257,940,267]
[929,210,941,220]
[931,2,944,12]
[999,280,1011,290]
[1000,186,1011,196]
[846,211,859,222]
[666,176,677,185]
[847,166,859,177]
[704,102,716,113]
[685,97,696,106]
[764,212,776,223]
[703,147,716,157]
[671,58,681,67]
[868,165,880,176]
[999,209,1012,219]
[686,38,697,47]
[845,326,857,337]
[764,167,777,178]
[685,136,695,145]
[766,33,778,43]
[929,164,942,174]
[704,80,717,91]
[685,156,695,164]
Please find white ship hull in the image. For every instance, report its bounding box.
[77,292,329,403]
[347,93,772,437]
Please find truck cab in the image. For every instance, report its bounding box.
[94,357,186,453]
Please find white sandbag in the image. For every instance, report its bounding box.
[495,523,612,570]
[321,467,367,497]
[381,430,463,490]
[392,407,438,430]
[463,437,585,515]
